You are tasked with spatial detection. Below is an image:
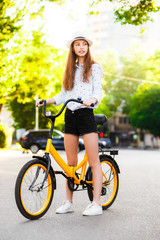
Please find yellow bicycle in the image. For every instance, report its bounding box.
[15,98,120,220]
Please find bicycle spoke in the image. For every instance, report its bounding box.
[20,164,52,214]
[100,160,118,207]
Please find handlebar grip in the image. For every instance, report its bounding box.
[77,97,94,107]
[77,97,83,104]
[42,100,46,117]
[39,100,44,104]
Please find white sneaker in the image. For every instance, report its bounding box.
[83,202,103,216]
[56,201,74,214]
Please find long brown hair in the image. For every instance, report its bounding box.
[62,43,95,90]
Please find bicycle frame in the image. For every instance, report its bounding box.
[46,138,91,185]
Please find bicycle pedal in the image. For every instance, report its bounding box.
[101,187,107,196]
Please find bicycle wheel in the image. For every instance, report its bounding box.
[15,159,55,220]
[86,156,119,210]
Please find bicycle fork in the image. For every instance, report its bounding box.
[29,153,51,192]
[37,134,53,190]
[40,152,51,190]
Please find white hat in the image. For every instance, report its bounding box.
[67,32,93,48]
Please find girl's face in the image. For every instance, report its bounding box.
[73,40,89,57]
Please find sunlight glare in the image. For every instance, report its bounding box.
[43,0,89,49]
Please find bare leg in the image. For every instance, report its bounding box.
[64,134,79,202]
[83,132,102,205]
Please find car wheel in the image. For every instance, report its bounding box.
[30,144,39,154]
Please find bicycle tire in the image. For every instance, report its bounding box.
[15,159,55,220]
[86,155,119,210]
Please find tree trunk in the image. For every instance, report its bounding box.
[0,103,3,116]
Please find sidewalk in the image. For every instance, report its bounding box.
[0,144,28,157]
[0,149,24,157]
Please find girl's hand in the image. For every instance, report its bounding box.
[36,99,44,107]
[82,98,97,107]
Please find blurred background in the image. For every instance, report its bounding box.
[0,0,160,150]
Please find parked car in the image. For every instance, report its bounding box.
[20,129,85,153]
[20,128,111,154]
[97,131,112,148]
[98,137,112,149]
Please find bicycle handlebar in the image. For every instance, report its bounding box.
[39,98,94,120]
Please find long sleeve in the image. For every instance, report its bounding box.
[92,64,103,103]
[53,87,66,106]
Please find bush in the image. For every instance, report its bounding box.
[0,125,6,148]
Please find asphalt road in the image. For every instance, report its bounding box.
[0,149,160,240]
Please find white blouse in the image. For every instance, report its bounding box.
[53,63,103,111]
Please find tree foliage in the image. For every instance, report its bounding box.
[0,0,22,48]
[89,0,160,25]
[7,98,52,129]
[97,46,147,116]
[1,30,66,105]
[145,50,160,84]
[95,49,119,117]
[128,85,160,137]
[0,0,65,111]
[10,32,65,102]
[112,45,147,113]
[0,0,67,129]
[0,0,23,111]
[0,124,6,148]
[6,31,67,130]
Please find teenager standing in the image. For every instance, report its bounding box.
[37,32,103,216]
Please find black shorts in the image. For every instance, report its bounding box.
[64,108,98,136]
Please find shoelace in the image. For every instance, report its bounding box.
[63,200,71,205]
[86,202,98,210]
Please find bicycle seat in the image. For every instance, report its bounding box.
[94,114,107,125]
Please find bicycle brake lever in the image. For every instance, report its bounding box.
[77,97,83,104]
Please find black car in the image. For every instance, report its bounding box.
[98,137,112,149]
[20,129,85,153]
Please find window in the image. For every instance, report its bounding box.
[119,117,129,124]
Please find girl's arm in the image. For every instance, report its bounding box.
[92,63,103,104]
[36,88,66,107]
[36,97,56,107]
[83,64,103,107]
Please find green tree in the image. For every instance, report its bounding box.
[0,0,65,112]
[112,45,147,113]
[95,49,119,117]
[7,32,66,129]
[0,0,23,111]
[128,85,160,137]
[0,124,6,148]
[89,0,160,25]
[145,50,160,84]
[10,32,65,102]
[97,45,147,115]
[0,0,22,48]
[7,31,67,130]
[7,98,51,129]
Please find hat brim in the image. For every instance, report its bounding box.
[67,37,93,48]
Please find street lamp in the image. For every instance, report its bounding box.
[34,95,39,130]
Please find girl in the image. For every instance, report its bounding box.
[37,32,103,216]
